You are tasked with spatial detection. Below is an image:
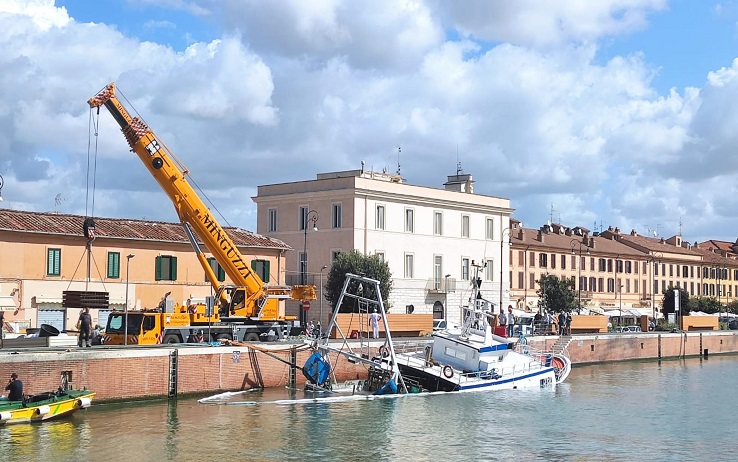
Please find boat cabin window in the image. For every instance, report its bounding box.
[444,346,467,361]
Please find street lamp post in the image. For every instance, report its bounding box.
[301,210,318,326]
[500,228,510,312]
[570,239,590,313]
[124,253,135,346]
[319,265,328,330]
[649,253,662,323]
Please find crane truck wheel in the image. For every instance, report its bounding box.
[162,334,180,344]
[244,333,260,342]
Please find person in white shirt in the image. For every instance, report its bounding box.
[368,309,382,339]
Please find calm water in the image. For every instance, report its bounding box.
[2,356,737,461]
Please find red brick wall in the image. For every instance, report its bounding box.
[2,334,736,403]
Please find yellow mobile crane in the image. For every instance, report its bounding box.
[89,83,315,344]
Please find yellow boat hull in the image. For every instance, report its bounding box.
[0,391,95,425]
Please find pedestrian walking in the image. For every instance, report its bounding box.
[77,307,93,347]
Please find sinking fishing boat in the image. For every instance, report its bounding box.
[0,388,94,425]
[301,273,412,397]
[394,261,571,392]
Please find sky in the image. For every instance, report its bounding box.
[2,0,738,243]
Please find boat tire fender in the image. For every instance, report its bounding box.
[0,411,11,421]
[379,344,390,358]
[35,405,50,416]
[442,365,454,378]
[77,397,92,408]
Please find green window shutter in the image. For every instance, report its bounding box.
[47,249,61,276]
[206,257,214,282]
[108,252,120,278]
[171,256,177,281]
[155,256,162,281]
[251,260,270,283]
[218,265,225,282]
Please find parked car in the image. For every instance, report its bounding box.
[616,325,642,333]
[433,319,447,331]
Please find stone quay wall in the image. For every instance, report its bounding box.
[1,332,736,403]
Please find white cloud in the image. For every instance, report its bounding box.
[2,0,738,243]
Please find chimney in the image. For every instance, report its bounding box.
[589,237,595,248]
[443,173,474,193]
[519,228,526,241]
[538,229,545,243]
[630,229,638,236]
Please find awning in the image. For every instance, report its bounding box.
[0,297,15,308]
[34,296,63,304]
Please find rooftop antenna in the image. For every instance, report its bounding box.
[678,217,683,237]
[361,160,365,174]
[457,161,463,175]
[549,204,556,224]
[54,193,65,212]
[396,146,401,176]
[656,224,661,237]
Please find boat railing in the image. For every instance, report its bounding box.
[513,342,560,367]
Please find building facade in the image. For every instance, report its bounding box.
[508,222,738,319]
[253,169,514,327]
[0,209,292,333]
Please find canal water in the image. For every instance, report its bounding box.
[2,355,737,461]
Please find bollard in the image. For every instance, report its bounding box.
[704,349,709,359]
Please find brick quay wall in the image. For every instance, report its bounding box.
[1,332,736,403]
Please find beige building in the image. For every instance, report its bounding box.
[254,168,514,327]
[0,209,292,333]
[509,222,738,319]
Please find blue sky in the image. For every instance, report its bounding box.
[3,0,738,244]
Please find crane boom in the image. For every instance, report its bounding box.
[89,83,315,320]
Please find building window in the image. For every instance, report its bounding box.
[405,209,414,233]
[625,261,632,273]
[529,252,535,267]
[434,255,443,289]
[376,205,385,230]
[550,254,556,269]
[332,203,342,229]
[598,259,606,272]
[47,248,61,276]
[461,215,470,238]
[268,208,277,232]
[461,258,470,280]
[404,254,414,278]
[434,212,443,236]
[331,250,341,261]
[251,259,270,283]
[155,255,178,281]
[539,253,547,268]
[518,272,524,289]
[375,252,385,262]
[299,252,307,283]
[206,257,226,282]
[299,206,308,230]
[485,218,494,240]
[486,260,494,281]
[107,252,120,279]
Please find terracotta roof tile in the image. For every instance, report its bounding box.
[0,209,291,250]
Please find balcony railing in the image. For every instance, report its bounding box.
[426,277,457,293]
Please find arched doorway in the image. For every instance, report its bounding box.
[433,300,444,320]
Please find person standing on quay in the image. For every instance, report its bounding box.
[558,312,566,336]
[369,309,382,339]
[77,307,92,348]
[506,305,515,337]
[498,308,507,336]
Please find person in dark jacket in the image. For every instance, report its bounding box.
[5,372,23,401]
[77,307,93,347]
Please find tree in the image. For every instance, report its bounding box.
[726,300,738,315]
[536,274,576,313]
[661,286,690,317]
[324,251,393,313]
[689,297,721,314]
